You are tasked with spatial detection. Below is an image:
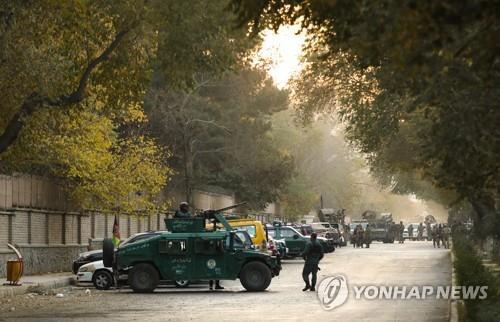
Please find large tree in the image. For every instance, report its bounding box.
[147,67,293,210]
[0,0,254,211]
[231,0,499,235]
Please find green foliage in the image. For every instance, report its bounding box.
[0,0,255,211]
[147,66,293,210]
[452,232,500,322]
[231,0,499,231]
[279,174,318,222]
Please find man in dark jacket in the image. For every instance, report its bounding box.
[174,202,191,218]
[301,233,324,292]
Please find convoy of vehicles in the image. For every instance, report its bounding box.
[72,209,347,292]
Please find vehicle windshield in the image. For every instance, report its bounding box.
[225,233,245,249]
[236,231,253,247]
[235,225,257,238]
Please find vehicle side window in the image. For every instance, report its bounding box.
[280,229,295,238]
[239,225,257,237]
[195,239,223,255]
[267,229,275,237]
[159,239,187,254]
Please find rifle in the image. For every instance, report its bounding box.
[202,202,247,219]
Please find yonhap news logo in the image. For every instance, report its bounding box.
[317,275,349,310]
[317,274,488,311]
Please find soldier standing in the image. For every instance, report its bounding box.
[364,224,372,248]
[301,232,324,291]
[417,223,424,241]
[399,221,405,244]
[356,225,364,248]
[426,222,432,241]
[432,225,440,248]
[442,224,451,249]
[408,224,414,241]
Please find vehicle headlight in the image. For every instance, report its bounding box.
[79,265,94,272]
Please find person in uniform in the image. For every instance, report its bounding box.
[174,201,191,218]
[408,224,414,241]
[301,232,324,291]
[417,223,424,241]
[399,221,405,243]
[352,225,358,248]
[356,224,364,248]
[441,224,451,249]
[426,222,432,241]
[432,225,440,248]
[209,280,224,290]
[364,224,372,248]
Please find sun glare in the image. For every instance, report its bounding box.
[257,25,305,89]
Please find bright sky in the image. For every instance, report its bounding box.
[257,25,306,89]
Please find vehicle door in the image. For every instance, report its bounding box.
[157,238,191,281]
[192,237,227,280]
[281,227,306,255]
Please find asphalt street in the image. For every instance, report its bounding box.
[0,241,451,322]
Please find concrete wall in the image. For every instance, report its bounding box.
[0,174,236,277]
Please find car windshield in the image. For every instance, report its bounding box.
[236,231,252,247]
[226,233,244,249]
[235,225,257,238]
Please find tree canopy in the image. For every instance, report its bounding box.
[231,0,499,235]
[146,66,293,210]
[0,0,255,212]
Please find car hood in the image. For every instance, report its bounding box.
[78,249,102,259]
[78,260,104,272]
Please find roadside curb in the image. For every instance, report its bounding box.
[449,242,460,322]
[0,275,75,299]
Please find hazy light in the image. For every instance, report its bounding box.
[257,25,305,89]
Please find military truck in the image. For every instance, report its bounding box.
[102,204,281,293]
[362,211,395,243]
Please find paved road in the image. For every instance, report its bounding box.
[0,241,451,322]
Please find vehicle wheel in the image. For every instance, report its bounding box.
[129,263,159,293]
[240,261,272,292]
[103,238,114,268]
[174,280,190,288]
[92,270,114,290]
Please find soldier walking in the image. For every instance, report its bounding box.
[301,232,324,292]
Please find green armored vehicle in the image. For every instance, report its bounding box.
[102,205,281,293]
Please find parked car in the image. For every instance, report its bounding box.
[267,236,287,258]
[295,224,314,236]
[72,231,166,274]
[310,222,341,247]
[77,260,116,290]
[266,224,334,257]
[227,219,268,251]
[403,228,410,239]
